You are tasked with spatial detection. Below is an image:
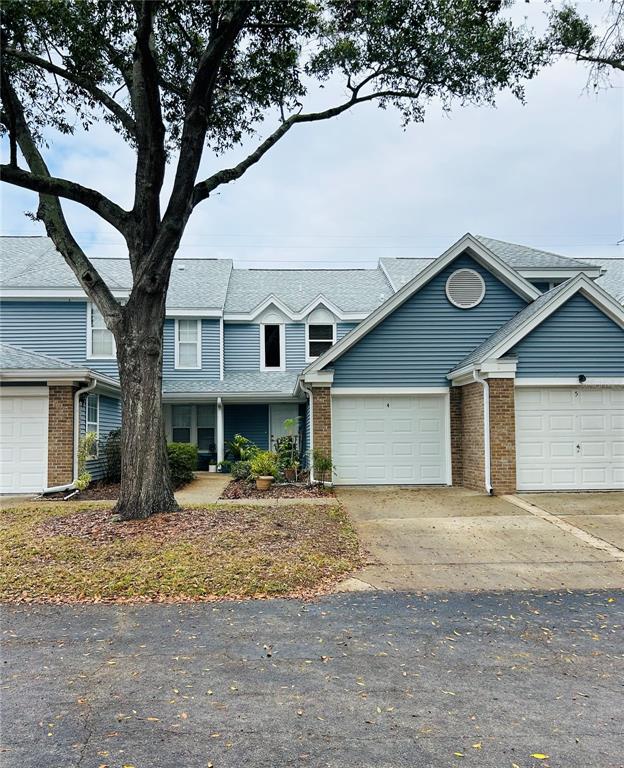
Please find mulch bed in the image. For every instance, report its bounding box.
[35,504,313,549]
[220,478,334,500]
[43,481,120,501]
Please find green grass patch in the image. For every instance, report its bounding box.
[0,501,361,603]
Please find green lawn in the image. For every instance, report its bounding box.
[0,501,361,602]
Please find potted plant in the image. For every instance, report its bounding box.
[250,450,278,491]
[276,417,301,482]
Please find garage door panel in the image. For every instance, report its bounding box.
[516,386,624,491]
[332,394,447,486]
[0,392,48,493]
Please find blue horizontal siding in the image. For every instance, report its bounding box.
[224,403,269,451]
[81,392,122,481]
[286,324,305,370]
[330,254,528,387]
[511,293,624,377]
[162,318,220,379]
[0,300,118,378]
[337,322,357,340]
[224,324,259,371]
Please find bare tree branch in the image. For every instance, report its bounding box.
[1,75,122,324]
[193,85,424,206]
[3,47,136,134]
[0,163,131,232]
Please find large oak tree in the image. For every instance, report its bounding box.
[1,0,546,520]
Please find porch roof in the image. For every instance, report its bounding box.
[162,371,299,396]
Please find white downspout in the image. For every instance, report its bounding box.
[473,370,493,495]
[216,396,224,465]
[299,379,314,483]
[41,377,97,495]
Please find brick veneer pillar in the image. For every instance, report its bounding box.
[311,386,332,458]
[47,385,75,487]
[488,378,517,495]
[460,382,485,491]
[449,387,463,485]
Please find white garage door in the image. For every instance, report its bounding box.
[0,390,49,493]
[516,386,624,491]
[331,394,448,485]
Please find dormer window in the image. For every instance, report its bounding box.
[307,323,335,360]
[261,323,284,370]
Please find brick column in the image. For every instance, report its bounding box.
[47,385,75,487]
[460,382,485,491]
[449,387,463,485]
[488,378,516,495]
[311,386,332,458]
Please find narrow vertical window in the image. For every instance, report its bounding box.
[262,324,282,369]
[89,304,115,358]
[176,319,201,369]
[86,393,99,458]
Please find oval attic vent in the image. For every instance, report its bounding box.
[445,268,485,309]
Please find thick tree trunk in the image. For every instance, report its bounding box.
[113,291,178,520]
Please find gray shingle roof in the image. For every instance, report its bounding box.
[224,268,393,314]
[379,257,434,289]
[0,237,233,309]
[162,371,299,395]
[453,280,574,370]
[0,343,76,370]
[583,258,624,304]
[475,236,595,269]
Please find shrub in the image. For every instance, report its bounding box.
[249,450,278,478]
[231,460,252,480]
[227,434,259,461]
[218,459,232,474]
[167,442,198,488]
[104,428,122,483]
[312,449,335,484]
[74,431,97,491]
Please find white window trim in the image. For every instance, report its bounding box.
[174,318,202,370]
[86,302,116,360]
[305,322,336,363]
[260,323,285,371]
[85,393,99,459]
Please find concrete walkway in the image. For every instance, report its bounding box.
[175,471,230,504]
[338,486,624,592]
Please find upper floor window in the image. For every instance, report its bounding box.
[307,323,335,360]
[175,319,201,369]
[261,324,284,371]
[85,393,99,458]
[88,303,115,359]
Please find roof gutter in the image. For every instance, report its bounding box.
[473,370,493,495]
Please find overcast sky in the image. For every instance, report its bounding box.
[1,1,622,269]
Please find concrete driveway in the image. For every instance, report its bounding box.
[337,487,624,592]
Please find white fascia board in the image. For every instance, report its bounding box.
[0,368,120,389]
[476,275,624,363]
[447,358,517,384]
[515,377,624,387]
[224,294,367,323]
[166,308,222,318]
[517,267,602,279]
[331,387,449,395]
[163,392,304,403]
[304,233,541,375]
[480,358,517,375]
[302,370,334,385]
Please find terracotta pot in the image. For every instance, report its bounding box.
[256,476,274,491]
